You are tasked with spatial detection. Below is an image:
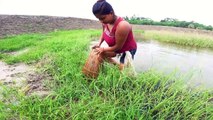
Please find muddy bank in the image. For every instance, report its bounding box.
[0,61,32,87]
[0,60,52,96]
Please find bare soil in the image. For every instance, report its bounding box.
[0,15,101,38]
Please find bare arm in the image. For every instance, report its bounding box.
[93,27,104,49]
[98,32,104,46]
[104,21,131,52]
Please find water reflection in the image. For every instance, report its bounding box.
[134,40,213,88]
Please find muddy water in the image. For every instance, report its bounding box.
[0,61,32,87]
[134,41,213,88]
[0,61,52,97]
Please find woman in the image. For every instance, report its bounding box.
[92,0,137,70]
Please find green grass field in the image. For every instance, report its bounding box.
[0,29,212,119]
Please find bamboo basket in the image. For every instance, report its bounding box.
[82,49,103,79]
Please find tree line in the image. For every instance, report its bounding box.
[124,16,213,31]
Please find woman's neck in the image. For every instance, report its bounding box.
[109,15,118,25]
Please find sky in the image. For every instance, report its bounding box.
[0,0,212,26]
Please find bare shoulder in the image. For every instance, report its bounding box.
[117,21,131,32]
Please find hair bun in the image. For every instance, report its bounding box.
[97,0,105,2]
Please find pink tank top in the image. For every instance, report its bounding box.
[102,17,137,53]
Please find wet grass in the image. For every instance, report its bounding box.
[139,30,213,49]
[0,29,212,119]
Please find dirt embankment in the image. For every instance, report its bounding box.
[1,14,213,38]
[0,15,101,38]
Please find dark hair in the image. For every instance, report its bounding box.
[92,0,114,15]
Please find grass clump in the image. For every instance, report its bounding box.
[0,30,212,119]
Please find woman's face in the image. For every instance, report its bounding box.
[95,13,114,24]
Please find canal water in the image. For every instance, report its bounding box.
[134,40,213,88]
